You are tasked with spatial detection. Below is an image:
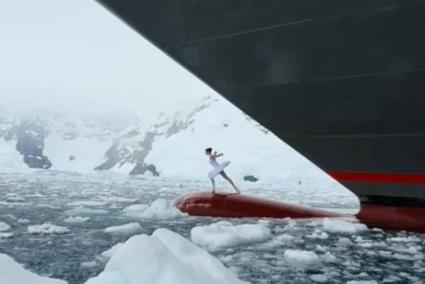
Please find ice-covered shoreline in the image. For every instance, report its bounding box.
[0,96,350,190]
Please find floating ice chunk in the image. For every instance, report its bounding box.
[85,228,247,284]
[310,274,328,283]
[3,214,16,220]
[139,199,184,219]
[67,201,107,207]
[338,237,353,245]
[0,221,11,232]
[123,199,183,219]
[388,236,420,243]
[307,229,329,239]
[64,216,90,224]
[17,218,30,224]
[0,253,67,284]
[81,260,98,269]
[0,232,14,238]
[98,243,125,262]
[191,221,271,251]
[5,194,24,202]
[260,233,294,249]
[122,204,149,217]
[346,281,377,284]
[65,207,108,216]
[104,223,142,236]
[382,276,402,283]
[283,249,319,267]
[321,252,338,263]
[27,223,70,234]
[322,218,368,234]
[101,196,138,203]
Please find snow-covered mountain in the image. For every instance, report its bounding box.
[0,97,328,182]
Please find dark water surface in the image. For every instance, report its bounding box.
[0,171,424,284]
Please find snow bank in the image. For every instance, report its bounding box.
[27,223,70,234]
[191,221,271,251]
[85,228,247,284]
[0,221,11,232]
[0,139,33,173]
[0,253,66,284]
[321,218,368,234]
[284,250,320,267]
[64,216,90,224]
[122,199,183,219]
[104,223,141,236]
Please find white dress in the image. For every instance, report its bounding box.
[208,158,230,178]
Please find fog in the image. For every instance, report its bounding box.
[0,0,216,117]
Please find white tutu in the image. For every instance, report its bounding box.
[208,160,230,178]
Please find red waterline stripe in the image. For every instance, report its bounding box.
[329,171,425,185]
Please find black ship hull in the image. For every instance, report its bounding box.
[96,0,425,231]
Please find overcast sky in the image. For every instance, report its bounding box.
[0,0,216,117]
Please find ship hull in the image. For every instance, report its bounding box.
[175,192,344,219]
[176,192,425,233]
[96,0,425,231]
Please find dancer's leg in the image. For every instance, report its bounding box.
[210,178,216,194]
[220,171,240,193]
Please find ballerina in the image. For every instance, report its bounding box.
[205,147,240,194]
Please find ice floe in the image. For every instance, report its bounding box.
[191,221,271,251]
[0,253,66,284]
[283,249,319,267]
[17,218,30,224]
[67,200,107,207]
[0,221,11,232]
[310,274,328,283]
[85,228,247,284]
[98,243,125,262]
[65,207,108,216]
[64,216,90,224]
[122,199,183,219]
[27,223,70,234]
[321,218,368,234]
[122,204,149,217]
[0,232,14,239]
[104,223,141,236]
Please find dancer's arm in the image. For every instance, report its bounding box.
[213,151,223,158]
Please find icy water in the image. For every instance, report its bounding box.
[0,171,424,284]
